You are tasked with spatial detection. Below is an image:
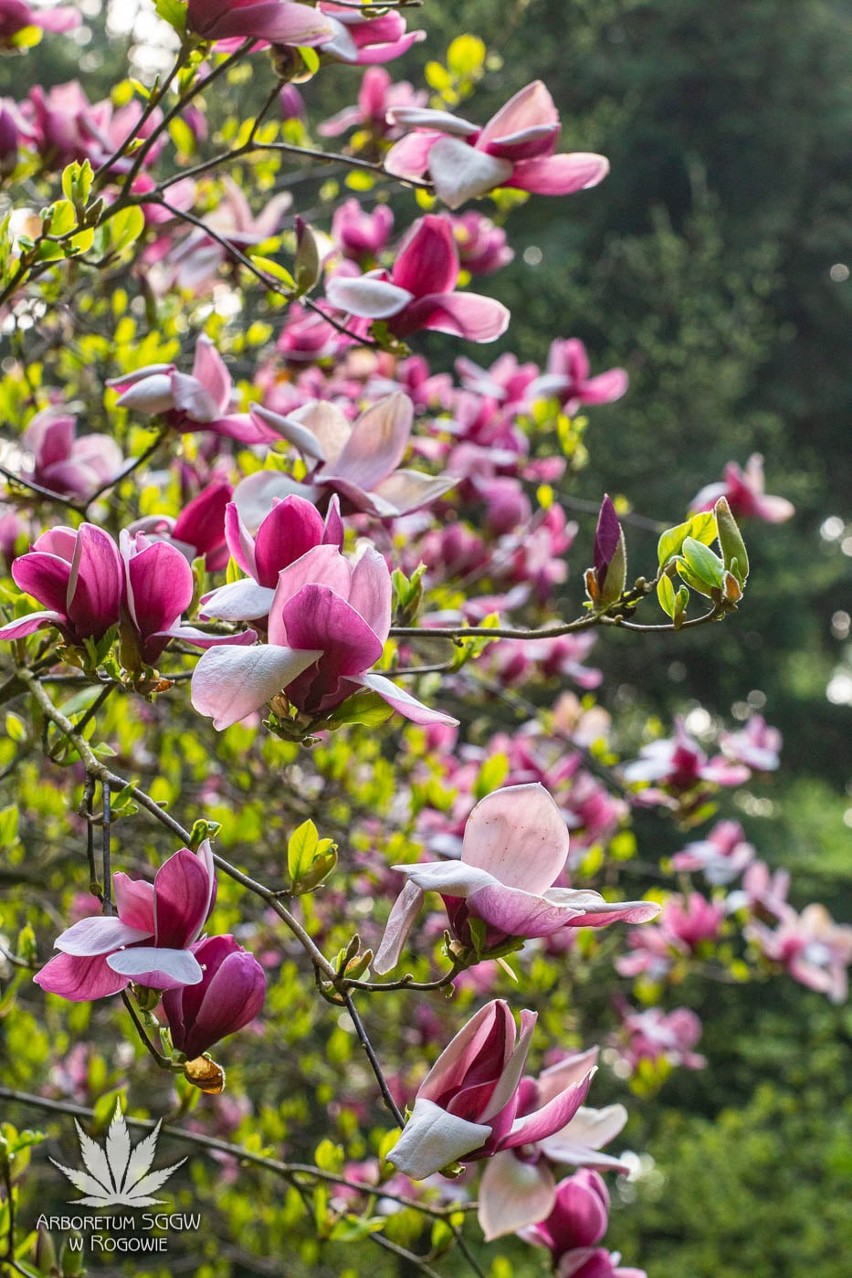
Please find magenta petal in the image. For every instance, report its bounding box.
[155,623,258,649]
[478,82,558,151]
[34,952,129,1002]
[347,672,459,726]
[183,948,266,1056]
[127,539,194,636]
[191,642,322,730]
[191,335,231,413]
[508,152,610,195]
[53,915,152,956]
[467,884,584,938]
[0,610,64,641]
[594,495,621,582]
[224,500,258,577]
[501,1071,595,1150]
[323,393,412,493]
[106,946,203,989]
[113,873,156,933]
[267,544,352,645]
[210,413,284,445]
[393,216,459,297]
[191,0,334,43]
[66,523,123,639]
[172,480,232,556]
[12,551,72,614]
[153,847,215,948]
[569,899,662,927]
[581,369,629,405]
[282,586,383,677]
[254,495,325,587]
[394,291,510,342]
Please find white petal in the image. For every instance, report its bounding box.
[387,1098,491,1180]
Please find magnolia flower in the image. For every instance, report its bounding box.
[332,199,395,261]
[241,393,457,520]
[201,493,342,622]
[164,177,292,294]
[478,1049,629,1240]
[385,81,609,210]
[34,843,217,1000]
[452,211,514,276]
[21,408,124,500]
[191,543,457,730]
[530,339,628,413]
[670,819,755,884]
[748,904,852,1004]
[388,1000,594,1180]
[0,523,123,645]
[318,66,426,140]
[185,0,333,45]
[161,935,266,1059]
[129,479,233,572]
[622,718,751,794]
[109,336,282,446]
[0,0,80,50]
[719,714,782,772]
[317,3,425,64]
[374,784,659,974]
[520,1171,646,1278]
[690,454,795,523]
[614,1005,706,1073]
[325,215,510,343]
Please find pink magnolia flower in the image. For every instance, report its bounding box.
[242,392,458,519]
[615,1005,706,1073]
[325,215,510,343]
[728,860,790,921]
[109,336,282,445]
[200,493,342,623]
[129,480,233,572]
[478,1049,629,1240]
[191,543,457,730]
[25,82,164,173]
[670,819,755,884]
[385,81,609,210]
[161,935,266,1059]
[317,3,425,64]
[531,339,628,414]
[0,0,80,49]
[34,843,217,1000]
[748,904,852,1004]
[185,0,334,45]
[453,211,514,276]
[318,66,426,140]
[388,1000,594,1180]
[118,529,256,667]
[0,523,122,645]
[690,454,795,523]
[617,893,724,980]
[331,199,394,262]
[520,1171,646,1278]
[720,714,782,772]
[21,408,124,500]
[373,784,659,973]
[622,718,751,795]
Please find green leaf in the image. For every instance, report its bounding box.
[657,511,716,567]
[657,572,677,619]
[680,536,725,591]
[323,691,394,729]
[154,0,187,35]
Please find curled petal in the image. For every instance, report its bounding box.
[428,137,514,208]
[387,1097,491,1180]
[372,879,425,974]
[508,152,610,195]
[106,946,203,989]
[191,643,322,730]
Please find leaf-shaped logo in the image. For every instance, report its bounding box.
[51,1102,186,1207]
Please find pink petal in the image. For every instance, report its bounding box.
[370,469,458,516]
[113,873,156,933]
[383,130,444,180]
[106,946,203,989]
[462,783,569,895]
[508,152,610,196]
[392,216,458,297]
[347,672,459,726]
[372,879,425,975]
[536,1049,601,1106]
[386,108,478,136]
[126,538,193,635]
[481,1008,538,1122]
[0,610,64,641]
[189,0,334,43]
[281,585,383,677]
[170,372,221,423]
[116,372,176,414]
[349,547,392,641]
[224,500,259,578]
[191,335,231,414]
[267,545,352,646]
[34,952,128,1001]
[428,137,513,208]
[208,413,284,445]
[322,393,412,493]
[467,883,586,938]
[153,846,215,949]
[254,495,326,587]
[394,291,510,342]
[12,551,71,614]
[478,1152,556,1241]
[478,81,558,151]
[502,1070,594,1150]
[581,369,629,405]
[66,523,123,638]
[191,642,322,730]
[249,404,327,463]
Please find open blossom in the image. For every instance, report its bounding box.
[616,893,725,980]
[325,215,510,343]
[331,199,394,262]
[191,543,457,730]
[385,81,609,210]
[478,1049,629,1240]
[21,408,124,500]
[0,1,80,50]
[622,718,751,796]
[34,844,217,1000]
[201,494,342,623]
[130,480,233,572]
[242,392,458,520]
[25,82,164,173]
[614,1005,706,1073]
[186,0,333,45]
[452,211,514,276]
[748,904,852,1004]
[670,819,756,884]
[318,66,426,140]
[317,3,425,64]
[374,784,659,974]
[530,338,628,414]
[388,1000,595,1180]
[720,713,782,771]
[109,335,283,445]
[161,935,266,1059]
[519,1171,646,1278]
[690,454,795,523]
[0,523,123,645]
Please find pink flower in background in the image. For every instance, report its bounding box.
[130,479,233,572]
[242,392,458,520]
[318,66,426,140]
[623,718,751,796]
[21,408,124,500]
[731,860,790,920]
[332,199,394,262]
[25,82,164,172]
[186,0,333,45]
[388,1000,593,1180]
[326,215,510,342]
[615,1005,706,1073]
[0,0,79,49]
[720,714,782,771]
[385,81,609,209]
[0,523,122,644]
[478,1049,629,1240]
[164,177,292,294]
[530,339,628,413]
[670,819,756,884]
[452,211,514,276]
[748,904,852,1004]
[317,3,425,64]
[161,935,266,1058]
[109,335,282,445]
[374,784,659,973]
[617,893,724,980]
[690,454,795,522]
[34,843,217,1000]
[192,543,457,730]
[201,494,342,623]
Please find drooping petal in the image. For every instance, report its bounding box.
[393,291,510,342]
[466,882,586,938]
[191,643,322,730]
[387,108,479,136]
[502,1069,595,1150]
[372,879,426,974]
[347,672,459,726]
[0,610,65,641]
[462,783,569,894]
[325,273,413,319]
[507,152,610,195]
[581,369,629,405]
[478,1152,556,1241]
[322,393,413,493]
[34,952,129,1001]
[106,945,203,989]
[387,1097,492,1180]
[428,137,514,208]
[53,915,153,956]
